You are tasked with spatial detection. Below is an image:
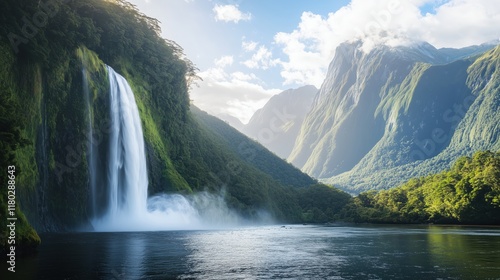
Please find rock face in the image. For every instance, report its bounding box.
[287,40,500,192]
[243,85,317,159]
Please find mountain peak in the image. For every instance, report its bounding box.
[338,39,498,65]
[336,40,438,63]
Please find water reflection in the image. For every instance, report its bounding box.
[104,233,146,279]
[2,225,500,279]
[180,227,346,279]
[179,225,500,279]
[426,226,500,279]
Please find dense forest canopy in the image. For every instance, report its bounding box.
[340,151,500,224]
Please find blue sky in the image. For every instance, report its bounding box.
[129,1,349,72]
[128,0,500,123]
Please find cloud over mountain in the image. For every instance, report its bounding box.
[275,0,500,87]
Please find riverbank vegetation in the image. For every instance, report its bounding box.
[339,151,500,225]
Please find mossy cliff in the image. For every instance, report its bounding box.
[0,0,202,237]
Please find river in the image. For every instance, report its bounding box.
[3,225,500,279]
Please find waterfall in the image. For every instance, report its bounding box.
[104,66,149,219]
[88,65,244,232]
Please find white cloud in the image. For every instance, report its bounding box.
[214,55,234,68]
[242,46,279,70]
[414,0,500,47]
[231,71,258,82]
[213,4,252,23]
[242,40,258,52]
[273,0,500,87]
[190,67,280,123]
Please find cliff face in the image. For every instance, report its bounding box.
[0,0,204,232]
[288,41,500,192]
[289,42,425,178]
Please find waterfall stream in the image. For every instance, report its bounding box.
[105,65,149,219]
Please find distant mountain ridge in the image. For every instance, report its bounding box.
[284,40,500,192]
[216,113,245,131]
[222,85,317,159]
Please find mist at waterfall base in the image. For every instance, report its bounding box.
[91,191,255,232]
[86,66,266,232]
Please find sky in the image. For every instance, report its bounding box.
[127,0,500,123]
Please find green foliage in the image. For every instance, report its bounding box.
[298,184,352,223]
[0,193,41,254]
[192,107,316,188]
[341,151,500,224]
[0,41,40,252]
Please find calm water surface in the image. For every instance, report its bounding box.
[3,225,500,279]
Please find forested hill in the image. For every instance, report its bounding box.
[340,151,500,224]
[0,0,345,251]
[192,106,316,189]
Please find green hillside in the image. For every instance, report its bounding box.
[341,151,500,224]
[192,107,316,189]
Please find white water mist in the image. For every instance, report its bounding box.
[93,192,244,232]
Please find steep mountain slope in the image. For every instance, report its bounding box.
[243,85,317,159]
[289,41,433,178]
[289,41,499,193]
[193,107,316,189]
[327,45,500,192]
